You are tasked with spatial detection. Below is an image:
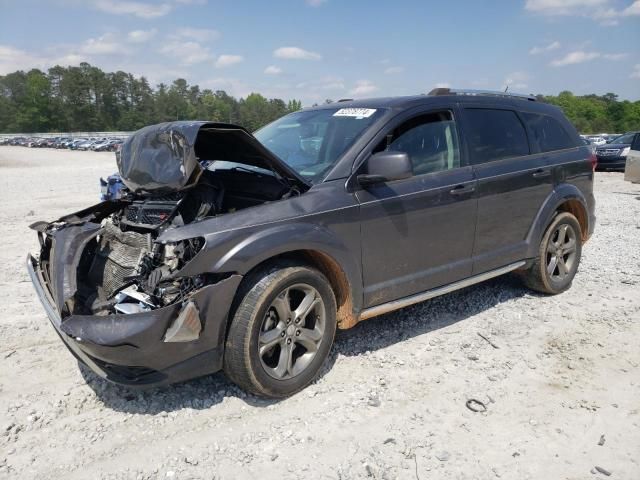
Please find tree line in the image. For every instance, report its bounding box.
[539,91,640,134]
[0,63,302,133]
[1,63,639,134]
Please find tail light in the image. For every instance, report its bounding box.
[589,152,597,172]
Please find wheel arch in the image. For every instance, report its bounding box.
[526,184,591,258]
[239,249,357,329]
[206,223,363,329]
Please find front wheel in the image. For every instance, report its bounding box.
[521,212,582,294]
[223,263,337,398]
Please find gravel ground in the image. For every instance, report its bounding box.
[1,146,639,480]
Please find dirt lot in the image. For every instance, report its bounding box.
[0,146,639,480]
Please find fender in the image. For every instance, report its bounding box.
[525,183,590,259]
[162,221,364,314]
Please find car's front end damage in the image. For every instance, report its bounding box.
[27,121,308,387]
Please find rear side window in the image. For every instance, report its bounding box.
[464,109,529,164]
[522,113,576,152]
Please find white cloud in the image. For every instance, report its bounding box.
[349,80,378,96]
[159,41,213,65]
[172,27,220,42]
[550,51,601,66]
[264,65,282,75]
[630,64,640,79]
[215,54,244,68]
[127,29,157,43]
[602,53,628,60]
[525,0,639,25]
[0,44,94,74]
[503,71,529,90]
[274,46,322,60]
[319,76,345,90]
[80,34,123,55]
[525,0,608,15]
[529,41,561,55]
[306,0,327,6]
[91,0,172,18]
[434,82,450,89]
[384,66,404,74]
[622,0,640,15]
[0,45,42,74]
[550,50,627,66]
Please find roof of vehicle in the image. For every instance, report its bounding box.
[304,88,552,113]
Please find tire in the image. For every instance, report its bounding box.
[521,212,582,294]
[223,263,337,398]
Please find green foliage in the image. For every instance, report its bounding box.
[1,63,638,134]
[541,91,640,134]
[0,63,303,133]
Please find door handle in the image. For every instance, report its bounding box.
[532,169,551,179]
[449,184,475,196]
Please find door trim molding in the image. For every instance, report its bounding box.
[359,260,526,320]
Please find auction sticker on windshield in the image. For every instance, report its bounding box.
[333,108,377,119]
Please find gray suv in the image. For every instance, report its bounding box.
[28,89,596,397]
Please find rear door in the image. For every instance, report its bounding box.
[461,105,553,274]
[356,106,478,307]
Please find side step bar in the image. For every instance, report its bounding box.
[359,261,526,321]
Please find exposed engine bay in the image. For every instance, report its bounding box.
[74,166,298,316]
[36,122,307,319]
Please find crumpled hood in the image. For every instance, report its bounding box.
[118,121,308,194]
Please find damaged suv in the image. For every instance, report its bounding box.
[28,89,595,397]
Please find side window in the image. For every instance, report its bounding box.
[374,111,460,175]
[631,134,640,151]
[464,108,529,164]
[612,133,635,145]
[523,113,576,152]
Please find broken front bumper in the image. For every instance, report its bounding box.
[27,254,242,387]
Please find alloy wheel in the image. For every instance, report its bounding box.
[258,284,326,380]
[546,223,578,282]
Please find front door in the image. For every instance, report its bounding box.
[356,109,478,308]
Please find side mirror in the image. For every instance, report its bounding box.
[631,133,640,152]
[357,151,413,186]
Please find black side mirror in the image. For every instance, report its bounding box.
[357,151,413,186]
[631,134,640,151]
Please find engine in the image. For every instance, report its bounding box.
[74,166,294,316]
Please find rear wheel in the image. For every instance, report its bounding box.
[521,212,582,294]
[223,263,336,398]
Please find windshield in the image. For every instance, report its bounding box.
[609,133,635,144]
[254,107,385,183]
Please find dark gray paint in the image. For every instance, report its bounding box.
[29,93,596,387]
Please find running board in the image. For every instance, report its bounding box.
[359,261,526,320]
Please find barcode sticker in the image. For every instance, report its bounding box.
[333,108,377,118]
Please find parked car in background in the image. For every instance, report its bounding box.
[90,140,109,151]
[67,139,84,150]
[56,137,74,148]
[76,139,96,150]
[624,133,640,183]
[94,139,123,151]
[586,135,607,146]
[595,131,638,171]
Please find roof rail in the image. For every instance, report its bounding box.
[428,88,536,102]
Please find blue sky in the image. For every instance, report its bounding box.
[0,0,639,104]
